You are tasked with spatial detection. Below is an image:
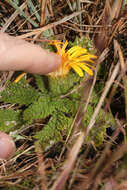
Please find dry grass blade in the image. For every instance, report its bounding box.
[27,0,40,22]
[0,2,26,33]
[40,0,47,26]
[114,40,127,119]
[74,127,127,190]
[18,10,85,39]
[94,0,123,53]
[35,143,47,190]
[105,142,127,168]
[51,132,85,190]
[6,0,39,27]
[110,0,123,21]
[86,61,120,135]
[66,0,73,11]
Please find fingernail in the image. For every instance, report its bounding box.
[0,132,16,160]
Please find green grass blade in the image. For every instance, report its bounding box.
[28,0,40,22]
[6,0,39,27]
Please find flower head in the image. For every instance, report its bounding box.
[49,40,97,78]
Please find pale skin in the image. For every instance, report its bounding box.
[0,33,61,160]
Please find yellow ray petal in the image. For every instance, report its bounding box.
[55,44,61,54]
[14,72,26,83]
[61,40,68,54]
[74,57,96,64]
[69,51,85,59]
[82,62,95,69]
[70,64,84,77]
[75,61,95,69]
[77,63,93,76]
[77,54,97,60]
[67,46,87,56]
[87,54,97,59]
[51,41,63,54]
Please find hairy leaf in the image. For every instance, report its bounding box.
[0,109,21,132]
[35,111,73,147]
[0,79,40,106]
[23,96,55,122]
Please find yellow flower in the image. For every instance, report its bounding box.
[49,40,97,78]
[14,40,97,83]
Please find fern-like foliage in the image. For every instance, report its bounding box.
[0,72,115,148]
[85,107,115,146]
[23,95,55,122]
[0,78,40,106]
[23,94,77,122]
[35,111,73,147]
[48,72,81,96]
[34,74,48,94]
[68,36,97,54]
[0,109,21,132]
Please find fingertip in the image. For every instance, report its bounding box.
[0,132,16,160]
[40,51,61,73]
[25,48,61,74]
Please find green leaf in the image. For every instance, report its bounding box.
[28,0,40,22]
[48,72,81,96]
[0,109,21,132]
[23,96,55,122]
[54,98,78,115]
[68,36,96,54]
[35,111,73,147]
[85,107,115,146]
[34,75,48,94]
[0,79,40,106]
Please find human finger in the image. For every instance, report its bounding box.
[0,132,16,160]
[0,33,60,74]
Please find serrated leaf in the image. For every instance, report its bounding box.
[53,98,77,114]
[35,115,60,146]
[0,109,21,132]
[34,74,48,94]
[35,112,73,147]
[23,96,55,122]
[0,80,40,106]
[68,36,96,54]
[48,72,81,96]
